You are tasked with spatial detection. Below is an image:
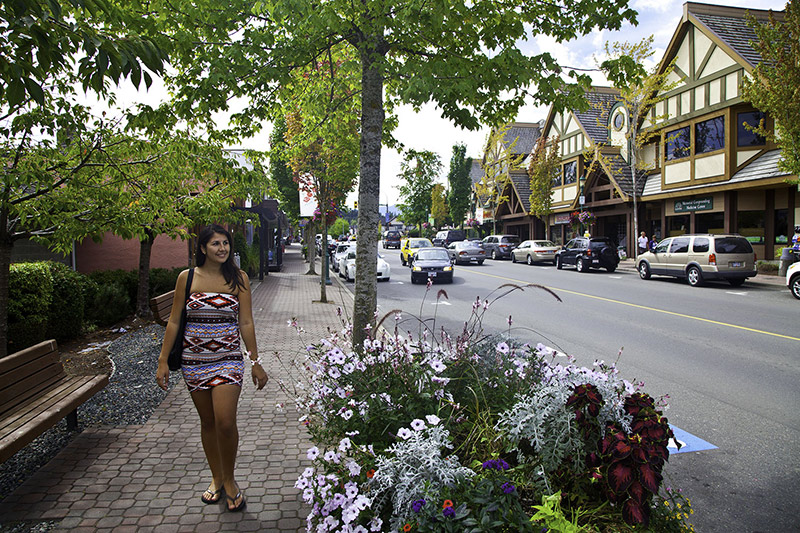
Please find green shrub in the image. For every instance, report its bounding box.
[46,262,85,343]
[149,267,183,297]
[8,262,53,353]
[87,269,137,314]
[86,283,131,327]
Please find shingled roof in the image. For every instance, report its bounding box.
[599,153,648,198]
[687,3,782,69]
[501,122,543,156]
[509,172,532,213]
[573,89,620,145]
[469,160,484,186]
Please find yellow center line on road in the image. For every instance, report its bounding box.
[466,269,800,343]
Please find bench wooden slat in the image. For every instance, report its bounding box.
[0,374,108,462]
[149,290,175,326]
[0,340,58,375]
[0,375,107,438]
[0,365,64,417]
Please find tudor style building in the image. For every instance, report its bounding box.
[482,2,797,259]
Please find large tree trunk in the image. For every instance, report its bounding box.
[0,236,11,359]
[136,231,155,318]
[352,46,383,349]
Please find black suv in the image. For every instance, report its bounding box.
[555,237,619,273]
[432,229,466,247]
[383,230,401,249]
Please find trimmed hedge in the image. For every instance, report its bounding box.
[8,262,53,353]
[6,262,186,352]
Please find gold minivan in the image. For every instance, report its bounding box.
[637,234,757,287]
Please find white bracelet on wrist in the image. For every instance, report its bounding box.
[243,350,262,367]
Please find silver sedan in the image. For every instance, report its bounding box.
[511,240,560,265]
[446,241,486,265]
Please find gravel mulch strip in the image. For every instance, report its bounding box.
[0,324,173,532]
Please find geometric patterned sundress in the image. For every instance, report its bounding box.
[181,292,244,392]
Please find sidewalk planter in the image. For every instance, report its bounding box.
[283,289,694,532]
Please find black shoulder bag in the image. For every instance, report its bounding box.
[167,268,194,371]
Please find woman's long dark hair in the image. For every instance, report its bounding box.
[196,224,246,292]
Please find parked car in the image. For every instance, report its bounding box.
[511,240,559,265]
[787,261,800,299]
[482,234,520,260]
[343,252,391,282]
[555,237,620,273]
[383,230,401,249]
[636,234,757,287]
[432,229,466,247]
[410,247,454,284]
[400,238,433,266]
[338,249,357,278]
[447,241,486,265]
[331,243,356,272]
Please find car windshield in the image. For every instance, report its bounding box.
[410,239,431,248]
[501,236,520,244]
[416,249,449,261]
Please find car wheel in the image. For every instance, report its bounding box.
[686,266,703,287]
[576,257,588,272]
[477,259,484,265]
[526,255,533,266]
[555,256,563,270]
[606,265,616,273]
[638,262,651,280]
[410,276,417,284]
[728,277,746,287]
[401,255,406,266]
[511,254,517,263]
[791,275,800,299]
[491,250,498,260]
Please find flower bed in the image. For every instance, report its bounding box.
[282,286,694,532]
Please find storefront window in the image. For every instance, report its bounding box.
[695,212,725,234]
[737,111,767,147]
[550,226,563,245]
[552,171,562,188]
[775,209,788,244]
[737,210,764,244]
[695,116,725,154]
[563,161,577,185]
[666,214,690,237]
[665,126,690,160]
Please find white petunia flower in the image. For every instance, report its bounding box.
[307,446,320,460]
[397,427,412,440]
[410,419,426,431]
[341,409,353,420]
[338,437,352,452]
[429,360,446,373]
[425,414,441,426]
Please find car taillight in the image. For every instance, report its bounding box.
[709,253,716,265]
[459,251,467,255]
[499,244,508,248]
[586,249,592,256]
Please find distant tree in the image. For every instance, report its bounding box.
[600,36,680,257]
[431,184,449,228]
[528,134,561,219]
[269,117,301,223]
[447,144,472,228]
[329,218,350,238]
[396,150,442,232]
[741,1,800,178]
[476,125,526,234]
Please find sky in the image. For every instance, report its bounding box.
[109,0,786,207]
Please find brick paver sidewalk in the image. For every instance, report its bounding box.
[0,247,345,532]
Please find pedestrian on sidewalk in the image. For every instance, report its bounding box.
[156,224,268,512]
[638,231,648,255]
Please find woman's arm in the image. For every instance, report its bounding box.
[156,270,189,390]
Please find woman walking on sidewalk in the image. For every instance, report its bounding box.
[156,224,268,512]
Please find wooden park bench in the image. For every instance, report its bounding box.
[0,340,109,463]
[149,290,175,327]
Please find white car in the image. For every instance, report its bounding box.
[787,261,800,299]
[331,243,356,272]
[338,249,356,278]
[343,253,391,282]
